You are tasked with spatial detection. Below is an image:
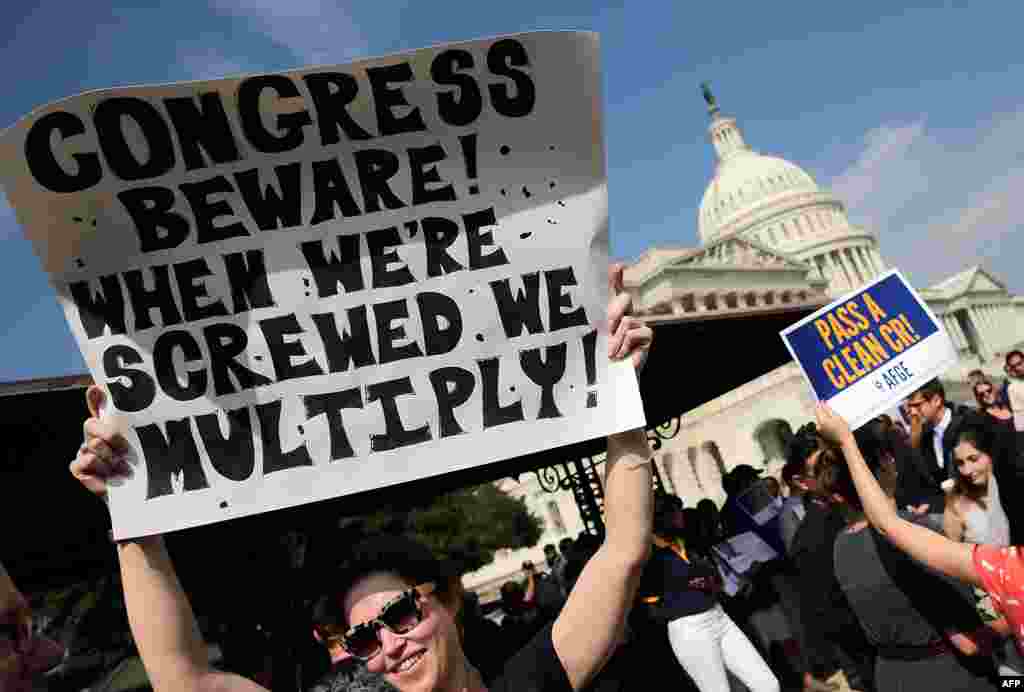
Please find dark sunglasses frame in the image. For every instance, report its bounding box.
[317,583,435,661]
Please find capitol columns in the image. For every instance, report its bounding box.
[1002,303,1021,349]
[970,305,995,359]
[840,252,857,288]
[995,304,1013,351]
[851,247,869,278]
[872,248,886,273]
[852,248,873,283]
[950,316,969,352]
[834,252,852,288]
[997,304,1013,350]
[984,305,1002,351]
[828,253,846,291]
[983,305,999,351]
[859,247,878,278]
[942,315,963,351]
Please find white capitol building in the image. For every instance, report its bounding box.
[464,88,1024,596]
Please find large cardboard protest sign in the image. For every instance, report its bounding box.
[781,270,957,430]
[0,31,645,539]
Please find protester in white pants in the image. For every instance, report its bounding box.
[667,604,780,692]
[638,495,779,692]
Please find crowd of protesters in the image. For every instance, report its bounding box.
[2,289,1023,692]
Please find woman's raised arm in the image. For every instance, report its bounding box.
[72,387,267,692]
[816,402,980,588]
[551,264,654,690]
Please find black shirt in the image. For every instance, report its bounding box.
[986,413,1024,543]
[490,622,572,692]
[789,497,864,676]
[308,659,397,692]
[889,428,946,512]
[636,541,718,622]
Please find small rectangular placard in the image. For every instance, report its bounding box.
[780,270,957,430]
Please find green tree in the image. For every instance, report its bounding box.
[364,484,544,574]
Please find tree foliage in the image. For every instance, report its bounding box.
[363,484,544,574]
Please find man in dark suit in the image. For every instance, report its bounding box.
[869,415,946,515]
[904,379,973,485]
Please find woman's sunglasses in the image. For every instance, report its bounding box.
[316,583,434,661]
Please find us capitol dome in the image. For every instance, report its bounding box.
[697,84,884,296]
[623,82,1021,379]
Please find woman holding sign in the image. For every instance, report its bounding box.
[813,419,1000,690]
[70,265,654,692]
[814,402,1024,680]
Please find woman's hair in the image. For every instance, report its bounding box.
[811,432,891,513]
[780,457,804,492]
[949,417,999,509]
[786,422,824,468]
[312,535,462,632]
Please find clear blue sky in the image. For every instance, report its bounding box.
[2,1,1023,382]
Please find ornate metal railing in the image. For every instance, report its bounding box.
[647,417,682,451]
[531,416,682,535]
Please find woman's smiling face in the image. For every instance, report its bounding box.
[343,572,463,692]
[954,440,993,488]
